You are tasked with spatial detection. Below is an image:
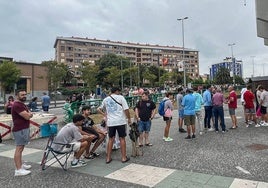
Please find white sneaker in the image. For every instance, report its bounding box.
[199,131,203,135]
[14,168,31,176]
[22,163,32,170]
[163,137,167,140]
[71,160,87,168]
[262,122,268,127]
[164,137,173,142]
[208,128,215,132]
[246,124,250,128]
[255,124,261,128]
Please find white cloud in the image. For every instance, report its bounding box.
[0,0,267,77]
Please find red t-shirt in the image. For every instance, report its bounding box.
[228,91,237,109]
[243,90,255,109]
[11,101,30,132]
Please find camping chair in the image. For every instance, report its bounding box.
[40,134,75,171]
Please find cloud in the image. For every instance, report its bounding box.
[0,0,267,77]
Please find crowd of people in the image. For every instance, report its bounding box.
[8,84,268,176]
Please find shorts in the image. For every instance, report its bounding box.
[229,108,236,115]
[163,116,172,121]
[184,115,195,126]
[178,109,184,118]
[82,126,99,142]
[108,125,126,138]
[245,108,255,114]
[261,106,267,114]
[138,120,151,133]
[13,128,30,146]
[61,141,81,153]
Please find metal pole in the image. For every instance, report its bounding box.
[177,17,188,88]
[251,56,255,77]
[121,58,123,91]
[228,43,235,85]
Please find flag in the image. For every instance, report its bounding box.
[162,58,168,66]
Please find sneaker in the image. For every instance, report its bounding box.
[192,134,196,139]
[222,131,225,133]
[215,131,219,133]
[87,152,100,159]
[185,135,191,139]
[22,163,32,170]
[262,122,268,127]
[199,131,203,135]
[255,123,261,127]
[71,160,87,168]
[179,128,187,133]
[14,168,31,176]
[246,123,249,128]
[208,128,215,132]
[164,137,173,142]
[163,137,167,140]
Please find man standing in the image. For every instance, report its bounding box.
[176,87,187,133]
[203,85,213,131]
[182,89,196,139]
[135,91,156,147]
[97,87,131,164]
[212,88,226,132]
[11,89,33,176]
[52,114,90,168]
[259,86,268,126]
[228,86,238,129]
[41,92,50,113]
[193,87,204,135]
[243,85,257,127]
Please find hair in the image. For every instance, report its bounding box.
[246,85,252,90]
[15,89,26,95]
[193,86,198,91]
[81,105,91,112]
[177,87,183,93]
[142,90,149,96]
[257,85,263,90]
[72,114,85,123]
[111,87,121,93]
[165,92,172,97]
[32,97,38,101]
[8,96,14,100]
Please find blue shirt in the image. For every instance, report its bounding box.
[203,89,212,106]
[42,95,50,107]
[182,93,196,115]
[193,92,203,111]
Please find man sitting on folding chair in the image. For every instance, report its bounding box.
[51,114,91,168]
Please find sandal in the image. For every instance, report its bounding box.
[122,156,130,163]
[139,144,144,147]
[145,143,153,146]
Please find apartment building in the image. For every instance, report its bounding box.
[54,37,199,80]
[210,57,243,80]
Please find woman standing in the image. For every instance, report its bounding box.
[163,92,174,142]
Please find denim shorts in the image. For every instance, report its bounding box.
[178,109,184,118]
[138,120,151,133]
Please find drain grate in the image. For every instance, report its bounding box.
[246,144,268,151]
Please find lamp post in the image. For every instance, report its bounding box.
[228,43,235,85]
[177,17,188,88]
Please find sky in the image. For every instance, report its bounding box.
[0,0,267,78]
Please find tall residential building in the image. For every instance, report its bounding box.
[54,37,199,81]
[210,57,243,80]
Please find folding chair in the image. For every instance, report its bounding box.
[40,134,75,171]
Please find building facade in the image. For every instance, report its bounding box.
[210,57,243,80]
[54,37,199,81]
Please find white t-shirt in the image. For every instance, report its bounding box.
[260,90,268,107]
[99,94,129,127]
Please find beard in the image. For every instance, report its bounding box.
[19,97,27,102]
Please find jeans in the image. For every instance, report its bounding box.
[204,106,213,128]
[213,106,226,131]
[138,120,151,133]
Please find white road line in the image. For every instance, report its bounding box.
[236,166,251,174]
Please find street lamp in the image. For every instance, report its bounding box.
[177,17,188,88]
[228,43,235,85]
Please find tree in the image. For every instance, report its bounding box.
[80,62,99,89]
[42,60,67,93]
[0,61,21,102]
[214,67,232,84]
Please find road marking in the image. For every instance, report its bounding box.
[235,166,251,174]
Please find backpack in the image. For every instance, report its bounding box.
[158,99,168,116]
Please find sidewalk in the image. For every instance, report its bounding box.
[1,105,268,187]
